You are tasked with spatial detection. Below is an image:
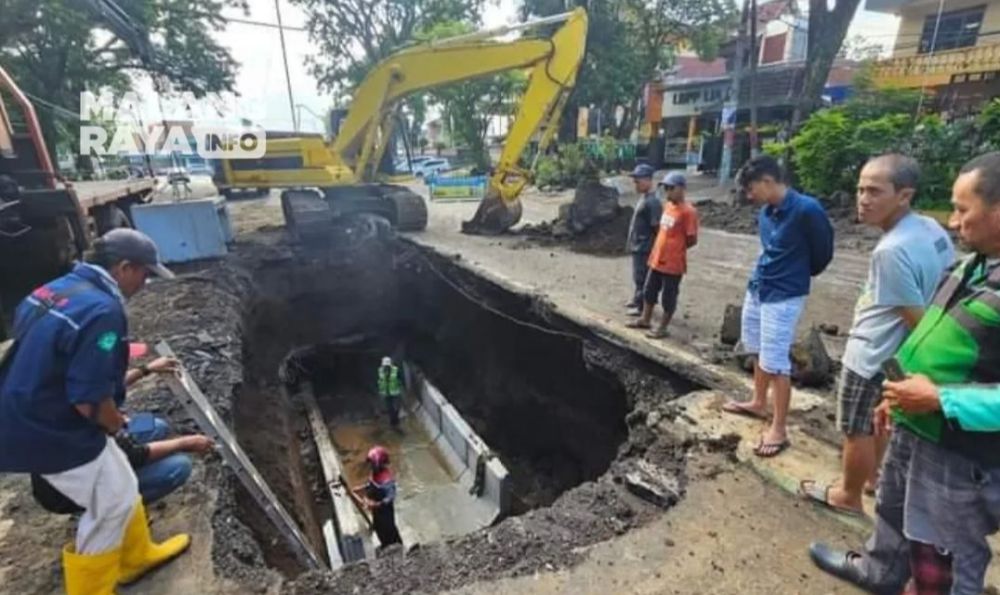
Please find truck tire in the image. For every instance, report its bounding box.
[94,205,132,235]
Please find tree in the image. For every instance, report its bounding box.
[523,0,735,139]
[0,0,242,160]
[290,0,485,93]
[838,34,887,62]
[416,20,526,170]
[792,0,863,126]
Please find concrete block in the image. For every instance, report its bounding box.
[440,407,468,460]
[132,197,232,263]
[413,372,511,516]
[720,304,742,346]
[432,434,466,479]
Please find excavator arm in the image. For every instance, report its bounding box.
[336,9,588,234]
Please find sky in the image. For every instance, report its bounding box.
[206,0,900,132]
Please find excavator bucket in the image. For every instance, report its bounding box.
[461,186,523,235]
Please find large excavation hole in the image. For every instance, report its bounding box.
[231,243,690,575]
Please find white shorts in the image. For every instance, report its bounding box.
[740,290,806,376]
[41,437,139,554]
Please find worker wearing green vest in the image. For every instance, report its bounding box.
[377,357,403,429]
[810,152,1000,594]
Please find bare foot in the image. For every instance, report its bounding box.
[721,400,768,420]
[864,475,879,496]
[825,483,864,512]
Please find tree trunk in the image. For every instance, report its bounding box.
[559,95,579,142]
[791,0,861,127]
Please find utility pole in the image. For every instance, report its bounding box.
[748,0,759,158]
[718,0,750,184]
[274,0,297,131]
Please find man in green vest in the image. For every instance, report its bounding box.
[377,356,403,429]
[810,152,1000,594]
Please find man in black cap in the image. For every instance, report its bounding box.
[0,228,192,594]
[625,163,662,315]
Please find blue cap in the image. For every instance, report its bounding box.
[660,171,687,187]
[629,163,655,179]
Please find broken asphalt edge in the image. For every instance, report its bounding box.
[400,236,874,540]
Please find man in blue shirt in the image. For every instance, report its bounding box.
[0,229,190,594]
[723,156,834,457]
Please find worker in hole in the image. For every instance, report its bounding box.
[353,445,403,549]
[377,356,404,429]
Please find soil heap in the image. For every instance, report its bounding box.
[518,179,632,256]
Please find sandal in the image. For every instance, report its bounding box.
[646,327,670,339]
[753,437,791,458]
[721,400,768,420]
[625,320,651,329]
[798,480,865,517]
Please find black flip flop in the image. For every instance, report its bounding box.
[753,437,791,458]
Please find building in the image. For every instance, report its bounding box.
[647,0,858,169]
[868,0,1000,114]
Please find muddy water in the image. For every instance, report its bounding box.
[330,409,456,499]
[328,405,496,546]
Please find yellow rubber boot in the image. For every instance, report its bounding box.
[118,500,191,586]
[62,543,120,595]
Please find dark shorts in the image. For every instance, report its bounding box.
[904,437,1000,593]
[643,271,682,316]
[836,367,884,436]
[630,251,650,304]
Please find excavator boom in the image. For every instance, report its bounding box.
[333,9,588,234]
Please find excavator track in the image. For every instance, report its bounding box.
[281,184,427,246]
[378,184,428,232]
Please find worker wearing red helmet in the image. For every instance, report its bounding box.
[352,445,402,548]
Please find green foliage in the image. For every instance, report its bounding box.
[789,110,854,197]
[978,99,1000,149]
[785,82,996,209]
[523,0,735,139]
[535,143,589,188]
[534,154,562,189]
[292,0,485,92]
[416,20,526,170]
[762,141,787,159]
[0,0,241,159]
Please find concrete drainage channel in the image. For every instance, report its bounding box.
[215,235,718,593]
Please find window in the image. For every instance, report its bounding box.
[919,6,985,54]
[760,33,787,65]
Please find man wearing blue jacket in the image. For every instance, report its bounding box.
[723,155,835,457]
[0,229,190,594]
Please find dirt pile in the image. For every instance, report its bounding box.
[695,198,883,252]
[518,179,632,256]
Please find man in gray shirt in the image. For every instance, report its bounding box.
[798,154,954,515]
[625,163,662,314]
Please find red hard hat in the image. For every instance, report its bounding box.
[366,445,389,468]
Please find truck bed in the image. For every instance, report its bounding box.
[70,178,156,209]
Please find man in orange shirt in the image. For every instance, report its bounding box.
[627,172,699,338]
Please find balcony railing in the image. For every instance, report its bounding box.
[872,42,1000,88]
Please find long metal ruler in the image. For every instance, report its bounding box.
[155,341,325,570]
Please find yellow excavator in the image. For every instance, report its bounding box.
[214,9,588,237]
